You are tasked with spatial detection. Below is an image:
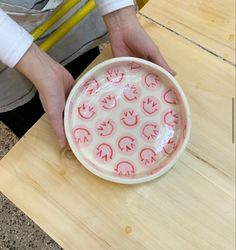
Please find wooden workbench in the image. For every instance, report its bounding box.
[0,1,235,249]
[140,0,235,64]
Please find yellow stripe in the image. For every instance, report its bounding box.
[39,0,96,52]
[32,0,81,41]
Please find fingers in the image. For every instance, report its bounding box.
[149,47,176,76]
[51,73,73,147]
[112,45,135,58]
[49,111,67,148]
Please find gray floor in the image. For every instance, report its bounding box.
[0,122,62,249]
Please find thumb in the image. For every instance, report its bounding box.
[49,111,67,148]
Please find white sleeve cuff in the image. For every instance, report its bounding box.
[0,9,33,68]
[96,0,134,16]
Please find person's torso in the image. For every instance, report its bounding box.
[0,0,108,112]
[0,0,50,10]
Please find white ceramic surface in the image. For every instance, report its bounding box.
[64,57,191,184]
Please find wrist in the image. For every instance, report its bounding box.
[103,6,137,32]
[15,43,59,90]
[15,43,38,75]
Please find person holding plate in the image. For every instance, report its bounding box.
[0,0,175,147]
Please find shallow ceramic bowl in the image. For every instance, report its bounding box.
[64,57,191,184]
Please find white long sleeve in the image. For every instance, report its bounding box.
[0,1,134,68]
[96,0,134,16]
[0,9,33,68]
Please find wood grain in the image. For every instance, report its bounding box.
[140,0,236,64]
[0,10,235,250]
[0,115,234,249]
[138,15,235,191]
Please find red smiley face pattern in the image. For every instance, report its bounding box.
[66,59,189,182]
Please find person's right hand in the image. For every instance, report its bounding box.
[103,6,176,76]
[16,43,74,147]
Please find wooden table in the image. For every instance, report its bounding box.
[0,1,235,249]
[140,0,236,64]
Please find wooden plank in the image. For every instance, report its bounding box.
[0,16,235,249]
[0,116,235,249]
[137,15,235,190]
[140,0,236,64]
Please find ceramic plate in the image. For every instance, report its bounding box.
[64,57,191,184]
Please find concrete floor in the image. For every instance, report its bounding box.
[0,122,62,249]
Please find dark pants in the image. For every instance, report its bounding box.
[0,47,100,138]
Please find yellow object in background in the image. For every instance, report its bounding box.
[32,0,96,52]
[136,0,149,9]
[33,0,148,52]
[32,0,81,41]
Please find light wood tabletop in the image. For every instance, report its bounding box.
[140,0,236,64]
[0,1,235,249]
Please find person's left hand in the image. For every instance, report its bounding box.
[16,44,74,147]
[103,6,176,76]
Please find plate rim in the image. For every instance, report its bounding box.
[64,57,191,184]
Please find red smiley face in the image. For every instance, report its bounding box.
[139,147,158,168]
[81,79,100,96]
[94,143,114,163]
[77,102,96,120]
[123,83,141,103]
[141,122,160,142]
[95,119,116,137]
[141,96,160,116]
[73,127,92,147]
[144,73,161,90]
[99,92,118,110]
[163,88,178,105]
[128,61,142,70]
[117,134,138,155]
[114,160,136,176]
[163,110,180,128]
[106,67,125,84]
[163,137,178,155]
[120,109,140,128]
